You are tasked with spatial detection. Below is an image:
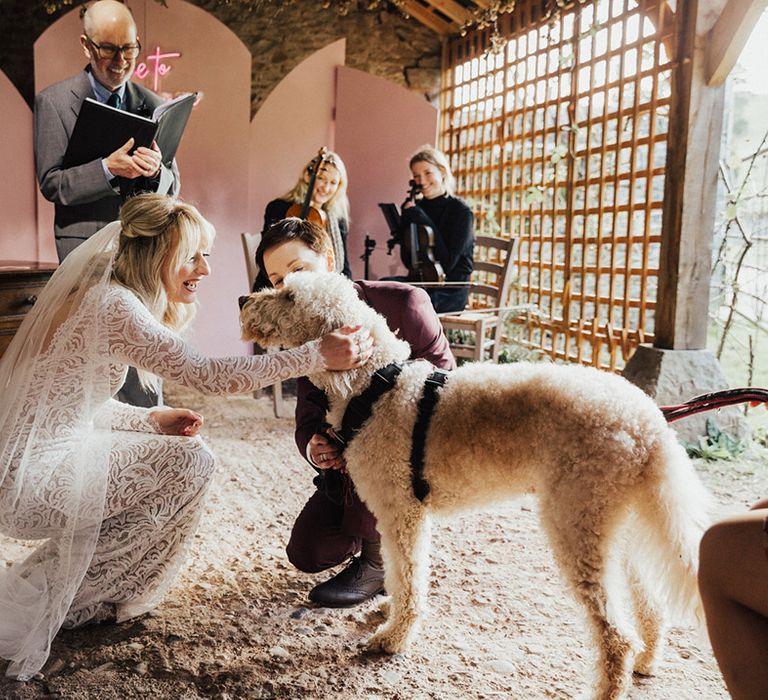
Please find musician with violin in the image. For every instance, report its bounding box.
[253,149,351,290]
[398,145,474,313]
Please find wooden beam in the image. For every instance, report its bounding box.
[422,0,474,24]
[472,0,491,7]
[706,0,768,86]
[656,0,726,349]
[402,0,456,34]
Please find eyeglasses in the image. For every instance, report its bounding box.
[85,35,141,60]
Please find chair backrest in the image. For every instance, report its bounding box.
[465,235,518,311]
[241,232,261,290]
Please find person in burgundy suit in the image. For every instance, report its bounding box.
[256,217,455,607]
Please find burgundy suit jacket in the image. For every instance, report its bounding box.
[295,280,455,461]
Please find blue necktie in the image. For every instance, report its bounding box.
[107,92,121,109]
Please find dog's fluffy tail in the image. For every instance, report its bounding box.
[630,432,712,626]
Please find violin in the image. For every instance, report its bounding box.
[286,147,329,228]
[396,180,446,284]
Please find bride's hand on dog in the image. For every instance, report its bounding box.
[150,408,204,437]
[309,433,345,470]
[319,326,373,370]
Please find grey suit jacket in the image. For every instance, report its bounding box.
[34,68,181,247]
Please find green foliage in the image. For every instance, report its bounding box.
[580,21,606,40]
[683,417,748,461]
[445,328,473,346]
[549,144,569,165]
[445,327,544,366]
[496,345,518,363]
[497,344,544,364]
[523,186,545,206]
[463,197,501,236]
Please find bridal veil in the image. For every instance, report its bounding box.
[0,221,121,679]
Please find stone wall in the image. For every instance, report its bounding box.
[0,0,442,114]
[0,0,53,104]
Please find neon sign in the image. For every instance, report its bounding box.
[135,46,182,92]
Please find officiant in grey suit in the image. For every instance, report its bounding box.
[34,0,181,406]
[34,0,180,262]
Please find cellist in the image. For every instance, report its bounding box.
[254,149,352,290]
[401,145,475,313]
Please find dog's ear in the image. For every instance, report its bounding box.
[239,286,286,345]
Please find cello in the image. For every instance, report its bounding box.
[392,180,445,284]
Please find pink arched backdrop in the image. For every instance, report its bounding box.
[3,0,436,356]
[34,0,251,356]
[250,50,438,281]
[0,71,37,261]
[249,40,345,235]
[335,66,437,280]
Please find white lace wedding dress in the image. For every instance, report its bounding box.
[0,282,324,679]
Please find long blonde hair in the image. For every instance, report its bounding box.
[282,150,350,223]
[409,144,456,196]
[113,193,215,334]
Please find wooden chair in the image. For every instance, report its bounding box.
[241,232,286,418]
[439,236,518,363]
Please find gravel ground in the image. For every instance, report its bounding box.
[1,383,766,700]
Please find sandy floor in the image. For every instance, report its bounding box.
[1,382,766,699]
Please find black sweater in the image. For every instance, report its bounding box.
[400,194,474,282]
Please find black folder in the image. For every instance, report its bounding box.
[378,202,401,234]
[62,92,196,168]
[152,92,196,166]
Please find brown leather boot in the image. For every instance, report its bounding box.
[308,539,385,608]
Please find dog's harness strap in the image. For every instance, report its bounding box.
[410,369,449,502]
[334,363,404,447]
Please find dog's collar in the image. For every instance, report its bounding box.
[329,362,405,448]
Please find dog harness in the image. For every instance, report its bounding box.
[330,362,404,448]
[329,362,450,502]
[410,368,449,501]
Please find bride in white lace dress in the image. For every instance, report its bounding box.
[0,194,371,680]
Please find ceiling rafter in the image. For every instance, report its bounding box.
[426,0,476,24]
[706,0,768,85]
[401,0,457,34]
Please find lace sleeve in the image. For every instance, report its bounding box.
[104,286,325,395]
[93,399,161,433]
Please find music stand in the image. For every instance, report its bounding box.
[378,202,401,235]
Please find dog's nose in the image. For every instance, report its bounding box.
[238,295,250,310]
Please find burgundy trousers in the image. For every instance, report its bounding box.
[286,474,379,573]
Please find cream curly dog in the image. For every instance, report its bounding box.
[240,272,711,700]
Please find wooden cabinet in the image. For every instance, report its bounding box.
[0,261,58,360]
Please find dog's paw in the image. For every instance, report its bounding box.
[632,651,658,677]
[366,626,408,655]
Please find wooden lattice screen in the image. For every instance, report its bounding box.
[440,0,680,371]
